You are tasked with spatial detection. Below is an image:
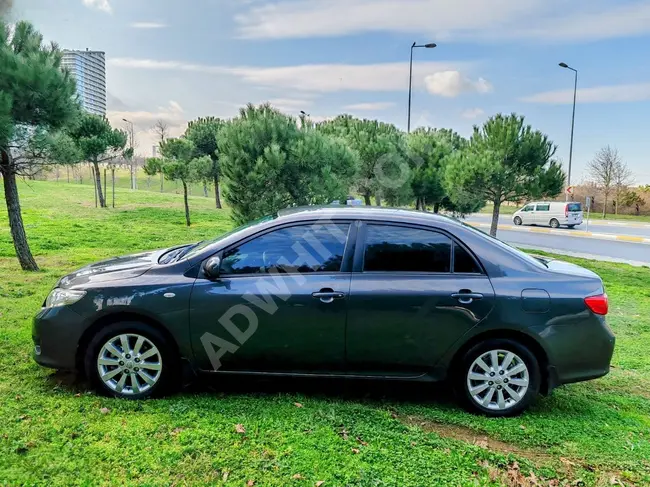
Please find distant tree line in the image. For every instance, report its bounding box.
[1,19,566,272]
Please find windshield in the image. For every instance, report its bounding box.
[457,219,548,269]
[183,214,277,260]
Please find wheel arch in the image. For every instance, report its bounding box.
[448,328,551,394]
[75,311,181,372]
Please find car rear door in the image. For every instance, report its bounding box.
[345,222,495,376]
[189,221,354,373]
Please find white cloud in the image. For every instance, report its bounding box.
[521,83,650,104]
[424,71,492,98]
[108,58,468,93]
[264,98,314,112]
[82,0,111,14]
[343,102,396,111]
[234,0,650,43]
[130,22,167,29]
[461,108,485,119]
[106,101,187,156]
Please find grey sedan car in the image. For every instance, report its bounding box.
[33,206,614,416]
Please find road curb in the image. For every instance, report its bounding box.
[468,223,650,245]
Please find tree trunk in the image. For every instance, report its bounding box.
[364,193,371,206]
[92,161,106,207]
[603,194,608,219]
[375,194,382,206]
[1,158,39,271]
[415,197,422,210]
[433,203,440,214]
[160,173,164,193]
[490,200,501,237]
[182,180,191,227]
[213,174,222,209]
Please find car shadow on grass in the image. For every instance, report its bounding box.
[45,369,459,408]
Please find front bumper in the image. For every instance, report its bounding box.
[32,305,86,370]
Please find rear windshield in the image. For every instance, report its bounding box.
[457,220,548,269]
[567,203,582,212]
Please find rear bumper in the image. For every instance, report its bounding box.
[534,314,615,389]
[32,306,86,370]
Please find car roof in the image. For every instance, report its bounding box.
[276,205,464,226]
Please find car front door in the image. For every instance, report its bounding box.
[521,204,535,224]
[189,222,354,373]
[345,223,495,376]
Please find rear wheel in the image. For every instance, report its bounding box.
[567,225,576,229]
[513,216,523,226]
[549,218,560,229]
[455,339,540,417]
[85,321,179,399]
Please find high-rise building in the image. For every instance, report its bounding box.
[61,49,106,116]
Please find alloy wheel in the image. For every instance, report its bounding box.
[466,349,530,411]
[96,333,163,395]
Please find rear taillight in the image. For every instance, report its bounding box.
[585,293,608,315]
[565,204,569,217]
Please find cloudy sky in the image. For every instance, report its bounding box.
[11,0,650,183]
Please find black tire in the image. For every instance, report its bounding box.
[455,339,540,417]
[513,216,523,226]
[549,219,560,229]
[567,225,576,229]
[84,321,180,399]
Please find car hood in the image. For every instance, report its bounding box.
[57,248,171,288]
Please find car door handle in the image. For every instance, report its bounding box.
[312,291,346,304]
[451,292,484,304]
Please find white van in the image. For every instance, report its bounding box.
[512,202,583,229]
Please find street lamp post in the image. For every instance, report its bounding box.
[559,62,577,201]
[122,118,136,190]
[408,42,436,133]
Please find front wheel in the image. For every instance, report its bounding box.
[455,339,540,417]
[549,218,560,229]
[84,321,179,399]
[513,216,523,226]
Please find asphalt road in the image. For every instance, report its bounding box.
[465,214,650,238]
[462,214,650,266]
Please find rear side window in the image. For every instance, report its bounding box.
[567,203,582,212]
[221,223,350,275]
[536,204,550,211]
[363,225,451,272]
[454,244,482,274]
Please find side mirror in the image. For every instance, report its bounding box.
[204,256,221,279]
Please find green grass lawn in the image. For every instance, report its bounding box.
[1,181,650,486]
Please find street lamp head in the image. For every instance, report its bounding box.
[559,62,569,68]
[424,43,437,48]
[122,118,129,123]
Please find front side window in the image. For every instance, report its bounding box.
[522,205,535,212]
[363,225,452,273]
[221,224,350,275]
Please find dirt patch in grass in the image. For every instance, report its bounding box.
[400,415,637,486]
[401,415,556,465]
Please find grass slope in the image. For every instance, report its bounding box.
[1,181,649,486]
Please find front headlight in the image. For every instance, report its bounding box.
[44,289,86,308]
